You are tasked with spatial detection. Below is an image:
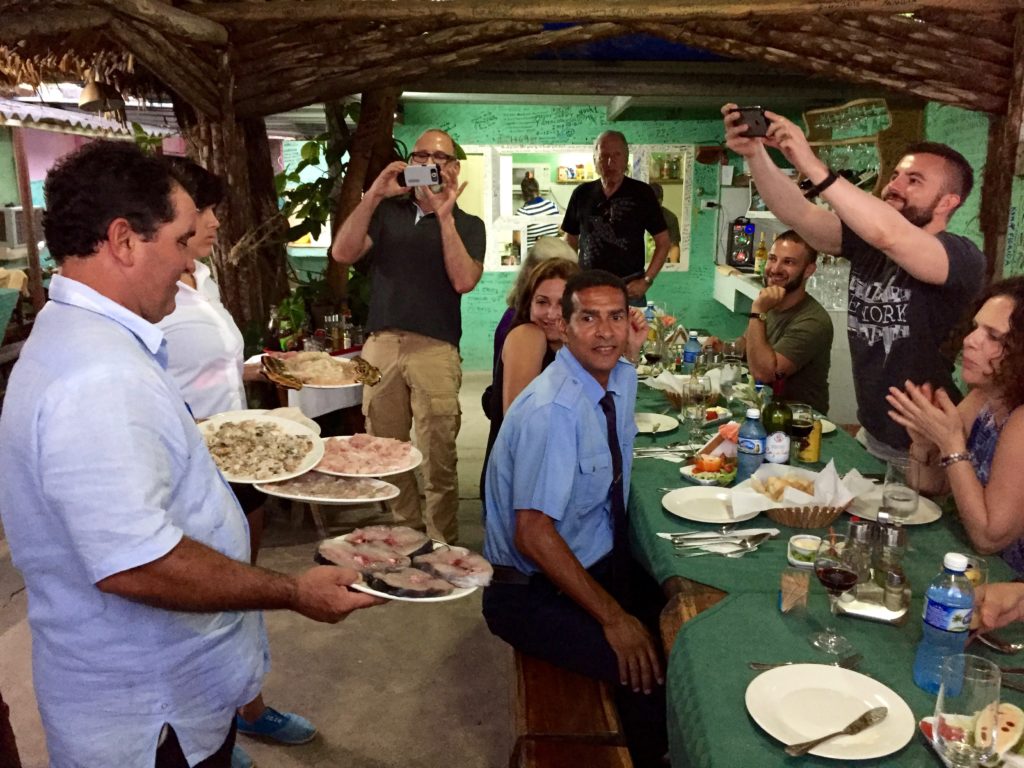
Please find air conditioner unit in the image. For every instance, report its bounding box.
[1,206,44,249]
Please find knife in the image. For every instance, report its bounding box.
[673,532,773,549]
[784,706,888,756]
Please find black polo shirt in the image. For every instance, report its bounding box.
[364,196,486,348]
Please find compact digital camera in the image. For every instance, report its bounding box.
[398,164,441,187]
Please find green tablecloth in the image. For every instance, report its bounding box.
[627,385,1016,767]
[0,287,18,337]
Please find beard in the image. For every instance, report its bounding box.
[884,190,942,228]
[764,271,804,294]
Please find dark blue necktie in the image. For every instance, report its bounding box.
[598,391,629,598]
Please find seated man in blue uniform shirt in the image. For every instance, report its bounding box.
[482,270,667,767]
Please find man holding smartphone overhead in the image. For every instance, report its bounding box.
[722,103,985,462]
[332,129,485,543]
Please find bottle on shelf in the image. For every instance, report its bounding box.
[912,552,974,694]
[681,331,701,374]
[736,407,767,484]
[754,232,769,276]
[264,305,281,351]
[762,394,792,465]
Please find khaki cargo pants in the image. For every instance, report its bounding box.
[360,330,462,543]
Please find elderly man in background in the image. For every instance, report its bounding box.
[0,141,380,768]
[332,129,485,543]
[724,103,985,461]
[562,130,670,305]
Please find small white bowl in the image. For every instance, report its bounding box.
[787,534,821,569]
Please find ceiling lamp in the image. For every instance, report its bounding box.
[78,76,126,114]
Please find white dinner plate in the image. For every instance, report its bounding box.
[199,413,324,484]
[846,488,943,525]
[255,473,399,505]
[316,436,424,478]
[745,664,915,760]
[343,539,477,603]
[821,419,837,435]
[661,486,758,524]
[635,412,679,434]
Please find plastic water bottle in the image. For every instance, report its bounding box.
[912,552,975,694]
[682,331,701,374]
[736,407,767,484]
[644,301,657,344]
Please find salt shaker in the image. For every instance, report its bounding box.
[884,568,907,611]
[873,522,907,588]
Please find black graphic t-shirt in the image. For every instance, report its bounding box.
[842,223,985,450]
[561,177,666,278]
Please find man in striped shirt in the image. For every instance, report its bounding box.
[514,176,560,255]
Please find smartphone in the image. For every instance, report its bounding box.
[398,164,440,187]
[732,106,770,138]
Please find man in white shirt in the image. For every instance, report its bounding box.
[0,141,381,768]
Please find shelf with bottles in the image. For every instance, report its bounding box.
[648,152,686,183]
[804,98,891,143]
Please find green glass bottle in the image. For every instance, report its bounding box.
[762,395,793,464]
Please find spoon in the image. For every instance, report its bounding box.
[675,539,763,558]
[749,653,862,672]
[974,632,1024,654]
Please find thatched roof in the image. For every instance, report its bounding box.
[0,1,1018,119]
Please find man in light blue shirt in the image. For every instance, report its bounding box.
[482,270,666,768]
[0,141,381,768]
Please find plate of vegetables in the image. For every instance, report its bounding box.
[680,454,738,487]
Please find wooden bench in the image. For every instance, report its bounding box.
[510,651,632,768]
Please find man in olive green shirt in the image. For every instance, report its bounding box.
[741,230,833,414]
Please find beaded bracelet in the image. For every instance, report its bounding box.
[938,451,974,468]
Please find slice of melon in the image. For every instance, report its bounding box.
[975,702,1024,754]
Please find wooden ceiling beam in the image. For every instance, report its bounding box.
[685,19,1007,107]
[193,0,1024,25]
[913,8,1016,46]
[783,16,1009,93]
[95,0,228,46]
[107,19,222,117]
[0,8,111,43]
[634,22,1005,113]
[233,21,628,118]
[234,21,542,102]
[845,13,1013,67]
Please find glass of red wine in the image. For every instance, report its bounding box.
[811,533,857,655]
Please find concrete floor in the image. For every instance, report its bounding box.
[0,370,515,767]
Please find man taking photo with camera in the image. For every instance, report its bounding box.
[332,129,485,544]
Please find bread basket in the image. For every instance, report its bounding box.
[764,503,849,529]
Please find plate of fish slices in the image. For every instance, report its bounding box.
[254,473,399,505]
[315,525,493,602]
[315,434,423,478]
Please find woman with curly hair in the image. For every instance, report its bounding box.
[887,276,1024,572]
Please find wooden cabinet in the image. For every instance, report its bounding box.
[803,98,923,195]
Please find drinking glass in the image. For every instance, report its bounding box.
[789,403,815,464]
[722,339,741,361]
[678,380,705,450]
[811,534,857,655]
[643,335,665,376]
[933,654,1001,768]
[882,459,919,523]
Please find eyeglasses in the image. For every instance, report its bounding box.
[409,150,456,165]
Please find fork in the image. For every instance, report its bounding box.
[748,653,862,672]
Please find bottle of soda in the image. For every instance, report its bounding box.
[762,397,793,464]
[644,301,657,344]
[736,407,767,484]
[264,306,280,351]
[912,552,974,694]
[754,232,768,276]
[682,331,701,374]
[278,316,296,352]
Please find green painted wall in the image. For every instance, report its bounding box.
[396,103,745,370]
[0,129,17,207]
[923,103,988,247]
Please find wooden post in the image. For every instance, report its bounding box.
[982,12,1024,279]
[10,128,44,312]
[175,101,290,335]
[326,89,401,304]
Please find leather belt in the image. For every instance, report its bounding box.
[490,565,532,586]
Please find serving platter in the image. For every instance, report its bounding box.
[255,473,399,505]
[315,436,423,478]
[200,413,324,484]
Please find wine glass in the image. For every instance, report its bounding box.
[811,534,857,655]
[643,334,666,376]
[933,654,1001,768]
[789,403,815,464]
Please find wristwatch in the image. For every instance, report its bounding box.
[748,312,767,321]
[642,275,654,286]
